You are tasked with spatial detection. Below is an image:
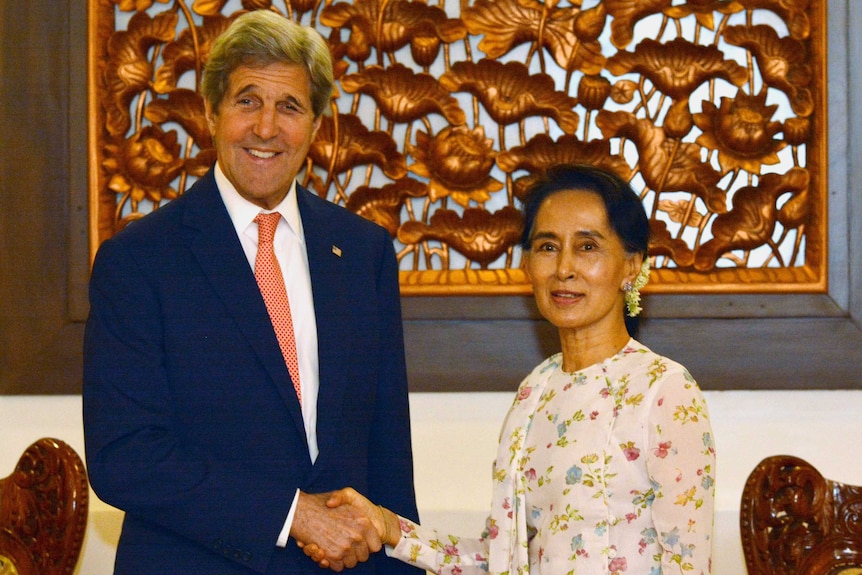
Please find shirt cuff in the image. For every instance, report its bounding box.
[276,488,301,548]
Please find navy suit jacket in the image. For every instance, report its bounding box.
[83,169,421,574]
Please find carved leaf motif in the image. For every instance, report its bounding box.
[104,10,180,136]
[783,117,810,147]
[497,134,612,173]
[723,25,813,117]
[606,38,748,101]
[185,148,219,177]
[242,0,276,11]
[144,88,212,150]
[573,3,608,43]
[397,207,523,266]
[597,110,727,213]
[387,1,468,44]
[340,64,466,125]
[322,0,465,61]
[309,114,407,179]
[462,0,606,74]
[440,60,579,132]
[393,2,468,65]
[777,185,809,230]
[658,199,705,228]
[320,1,377,62]
[191,0,230,16]
[737,0,811,40]
[320,0,404,54]
[664,0,745,30]
[604,0,673,49]
[497,134,631,201]
[462,0,566,58]
[116,0,171,10]
[281,0,324,14]
[694,168,809,270]
[154,16,232,94]
[664,98,694,139]
[103,51,150,137]
[649,219,696,267]
[346,178,428,237]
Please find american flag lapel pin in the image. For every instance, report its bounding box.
[332,245,342,257]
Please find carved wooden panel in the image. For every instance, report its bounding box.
[88,0,827,295]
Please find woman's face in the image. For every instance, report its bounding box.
[524,189,640,336]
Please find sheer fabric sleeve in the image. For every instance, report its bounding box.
[388,515,492,575]
[646,364,717,575]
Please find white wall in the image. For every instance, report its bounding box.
[3,391,862,574]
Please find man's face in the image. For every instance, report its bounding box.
[205,62,320,210]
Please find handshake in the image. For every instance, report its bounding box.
[291,488,400,572]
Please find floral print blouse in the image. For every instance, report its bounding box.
[390,339,716,575]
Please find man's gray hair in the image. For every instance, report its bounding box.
[201,10,334,118]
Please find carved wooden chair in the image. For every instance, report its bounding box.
[0,438,89,575]
[741,455,862,575]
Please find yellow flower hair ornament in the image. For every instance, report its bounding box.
[624,258,651,317]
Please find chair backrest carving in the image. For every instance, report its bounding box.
[741,455,862,575]
[0,438,89,575]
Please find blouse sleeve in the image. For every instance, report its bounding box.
[646,363,717,575]
[388,515,492,575]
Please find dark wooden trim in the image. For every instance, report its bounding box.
[402,299,862,391]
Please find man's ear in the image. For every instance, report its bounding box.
[204,100,216,135]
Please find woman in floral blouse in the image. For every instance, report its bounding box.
[306,164,716,575]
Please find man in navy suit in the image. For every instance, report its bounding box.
[83,10,421,574]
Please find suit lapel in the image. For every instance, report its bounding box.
[296,187,351,463]
[182,172,307,439]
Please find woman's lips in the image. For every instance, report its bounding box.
[550,290,584,303]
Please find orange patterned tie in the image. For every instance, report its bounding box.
[254,213,301,403]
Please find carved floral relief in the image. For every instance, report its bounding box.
[88,0,826,294]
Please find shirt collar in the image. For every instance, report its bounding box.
[214,162,304,242]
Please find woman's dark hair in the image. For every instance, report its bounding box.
[519,164,651,335]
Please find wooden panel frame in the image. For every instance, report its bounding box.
[86,0,828,296]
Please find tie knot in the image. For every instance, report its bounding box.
[255,212,281,246]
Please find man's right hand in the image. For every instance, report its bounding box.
[290,490,382,572]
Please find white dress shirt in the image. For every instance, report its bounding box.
[215,163,319,546]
